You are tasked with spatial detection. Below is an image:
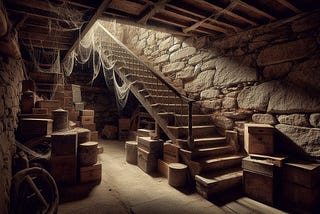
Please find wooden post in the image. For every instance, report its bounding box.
[187,101,194,150]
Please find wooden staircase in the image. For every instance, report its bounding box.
[103,29,244,199]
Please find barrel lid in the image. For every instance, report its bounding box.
[168,163,188,169]
[80,141,98,146]
[125,141,137,145]
[23,90,34,95]
[52,108,67,113]
[51,131,77,136]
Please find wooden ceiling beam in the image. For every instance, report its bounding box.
[233,0,277,21]
[21,23,77,34]
[21,40,70,50]
[10,0,62,16]
[166,4,242,32]
[63,0,112,62]
[60,0,95,9]
[19,31,71,44]
[137,0,171,24]
[273,0,301,13]
[195,0,257,26]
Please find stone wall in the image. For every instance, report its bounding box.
[0,57,24,213]
[104,11,320,158]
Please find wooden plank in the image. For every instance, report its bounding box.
[109,0,147,16]
[19,31,71,44]
[236,197,288,214]
[249,154,287,167]
[273,0,301,13]
[234,0,276,21]
[60,0,95,9]
[137,0,170,24]
[63,0,112,62]
[22,40,70,50]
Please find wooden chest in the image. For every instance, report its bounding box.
[163,143,179,163]
[242,156,280,206]
[50,155,77,186]
[80,116,94,125]
[51,131,78,156]
[244,123,274,155]
[137,137,163,154]
[82,123,96,131]
[137,148,158,174]
[79,163,102,184]
[80,110,94,117]
[20,118,53,136]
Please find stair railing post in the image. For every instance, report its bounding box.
[188,101,194,150]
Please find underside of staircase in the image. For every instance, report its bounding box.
[104,29,244,200]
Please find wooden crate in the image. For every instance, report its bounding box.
[119,130,129,140]
[32,108,48,115]
[80,110,94,117]
[36,100,60,109]
[82,123,96,131]
[64,97,73,108]
[51,131,78,156]
[20,118,53,136]
[242,156,280,206]
[74,102,84,111]
[64,90,73,98]
[91,131,99,141]
[137,136,163,154]
[79,163,102,184]
[244,123,274,155]
[137,148,158,174]
[80,116,94,125]
[72,84,82,103]
[163,143,179,163]
[158,159,169,178]
[50,155,77,186]
[119,118,131,130]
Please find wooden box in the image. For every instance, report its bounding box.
[51,131,78,156]
[163,143,179,163]
[36,100,60,109]
[64,97,73,108]
[119,130,129,140]
[158,159,169,178]
[64,90,73,98]
[72,84,82,103]
[80,116,94,125]
[82,123,96,131]
[119,118,131,130]
[137,148,158,174]
[242,156,279,206]
[20,118,53,136]
[52,91,64,100]
[79,162,102,184]
[74,102,84,111]
[32,108,48,115]
[50,155,77,186]
[91,131,99,141]
[80,110,94,117]
[244,123,274,155]
[137,137,163,154]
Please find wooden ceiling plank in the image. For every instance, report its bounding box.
[137,0,171,24]
[60,0,95,9]
[273,0,301,13]
[63,0,112,62]
[10,0,62,16]
[166,4,242,32]
[195,0,257,26]
[234,0,277,20]
[201,22,229,34]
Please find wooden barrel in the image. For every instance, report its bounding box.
[168,163,188,187]
[78,141,98,166]
[52,108,69,132]
[125,141,137,164]
[72,127,91,144]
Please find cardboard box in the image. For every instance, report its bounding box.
[80,110,94,117]
[137,148,158,174]
[244,123,274,155]
[32,108,48,115]
[80,116,94,125]
[20,118,53,136]
[79,163,102,184]
[50,155,77,186]
[51,132,78,156]
[82,123,96,131]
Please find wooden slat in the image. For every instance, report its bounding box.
[273,0,301,13]
[21,23,77,34]
[10,0,65,16]
[234,0,277,21]
[60,0,95,9]
[19,31,71,44]
[137,0,170,24]
[109,0,146,16]
[63,0,112,62]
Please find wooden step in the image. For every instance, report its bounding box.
[137,129,155,137]
[139,89,175,97]
[167,125,218,139]
[125,73,156,83]
[195,168,243,199]
[174,114,212,126]
[193,145,234,159]
[151,103,201,114]
[196,155,244,173]
[134,81,168,90]
[195,137,227,148]
[145,95,182,105]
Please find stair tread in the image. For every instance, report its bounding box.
[196,155,244,164]
[196,168,243,186]
[137,129,155,133]
[194,137,226,142]
[151,103,188,107]
[195,145,232,152]
[167,125,216,129]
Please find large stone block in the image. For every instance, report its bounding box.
[159,37,173,51]
[252,113,277,125]
[213,57,257,86]
[200,88,220,100]
[176,66,199,80]
[276,124,320,157]
[169,44,180,53]
[154,54,169,64]
[237,81,278,111]
[162,62,185,75]
[156,32,170,39]
[188,53,206,65]
[278,114,309,127]
[170,47,196,62]
[147,34,156,45]
[257,38,317,66]
[184,70,215,93]
[212,115,234,130]
[286,57,320,92]
[263,62,292,80]
[200,100,222,110]
[309,113,320,128]
[222,97,237,109]
[201,59,215,71]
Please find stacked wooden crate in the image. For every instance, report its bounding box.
[119,118,131,140]
[137,136,163,174]
[158,142,180,178]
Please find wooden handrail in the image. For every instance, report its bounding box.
[97,22,195,103]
